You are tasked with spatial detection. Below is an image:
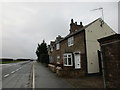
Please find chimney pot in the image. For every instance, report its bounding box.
[71,19,74,23]
[75,22,77,25]
[80,22,82,25]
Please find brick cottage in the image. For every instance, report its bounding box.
[48,18,116,77]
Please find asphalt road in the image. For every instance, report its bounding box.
[2,61,72,89]
[2,61,32,88]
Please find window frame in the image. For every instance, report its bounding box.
[51,47,53,52]
[68,36,74,47]
[63,53,73,66]
[56,43,60,50]
[57,56,60,64]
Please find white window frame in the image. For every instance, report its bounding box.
[51,47,53,52]
[56,43,60,50]
[68,36,74,47]
[63,53,73,66]
[57,56,60,64]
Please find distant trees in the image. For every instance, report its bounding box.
[36,40,49,64]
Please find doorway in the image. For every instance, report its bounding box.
[74,52,81,69]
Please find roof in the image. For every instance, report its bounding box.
[60,18,101,42]
[98,34,120,43]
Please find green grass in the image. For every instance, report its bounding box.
[0,60,23,64]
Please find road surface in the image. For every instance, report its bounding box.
[1,61,72,89]
[2,61,32,88]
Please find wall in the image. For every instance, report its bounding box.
[85,19,116,74]
[60,31,87,75]
[98,34,120,88]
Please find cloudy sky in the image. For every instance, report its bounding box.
[1,0,119,59]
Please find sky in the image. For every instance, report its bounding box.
[0,0,119,59]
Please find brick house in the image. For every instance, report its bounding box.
[98,34,120,88]
[48,18,116,77]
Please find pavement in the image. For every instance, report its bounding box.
[34,62,72,88]
[63,76,104,88]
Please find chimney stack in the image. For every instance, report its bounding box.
[70,19,84,34]
[75,22,77,25]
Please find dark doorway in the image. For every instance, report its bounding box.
[98,50,103,75]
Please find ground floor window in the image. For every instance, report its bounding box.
[49,56,54,63]
[63,53,73,66]
[57,56,60,64]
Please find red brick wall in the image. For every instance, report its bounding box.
[99,35,120,88]
[60,31,87,75]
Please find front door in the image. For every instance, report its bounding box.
[74,53,81,69]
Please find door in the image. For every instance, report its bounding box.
[74,53,81,69]
[98,50,102,75]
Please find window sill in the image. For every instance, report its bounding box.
[64,65,73,67]
[68,44,74,47]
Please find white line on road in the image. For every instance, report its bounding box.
[16,69,19,71]
[4,74,9,78]
[32,62,35,89]
[11,71,16,74]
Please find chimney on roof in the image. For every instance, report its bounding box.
[71,19,74,23]
[70,19,84,34]
[80,22,82,25]
[75,22,77,25]
[56,35,63,43]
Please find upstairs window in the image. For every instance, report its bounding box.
[56,43,60,50]
[68,36,74,47]
[63,53,73,66]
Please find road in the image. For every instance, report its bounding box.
[1,61,72,89]
[2,61,32,88]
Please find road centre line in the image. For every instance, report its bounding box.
[16,69,19,71]
[4,74,9,78]
[11,71,16,74]
[3,64,27,78]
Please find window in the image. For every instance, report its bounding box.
[57,56,60,64]
[56,43,60,50]
[63,53,73,66]
[51,47,53,52]
[68,36,74,47]
[49,56,54,63]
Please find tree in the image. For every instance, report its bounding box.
[36,40,49,64]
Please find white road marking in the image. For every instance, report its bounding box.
[19,67,22,69]
[16,68,19,71]
[11,71,15,74]
[4,74,9,78]
[32,62,35,89]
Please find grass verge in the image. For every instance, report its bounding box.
[0,61,23,64]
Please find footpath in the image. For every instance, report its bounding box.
[34,62,104,88]
[34,62,73,88]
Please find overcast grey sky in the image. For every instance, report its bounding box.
[1,1,119,59]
